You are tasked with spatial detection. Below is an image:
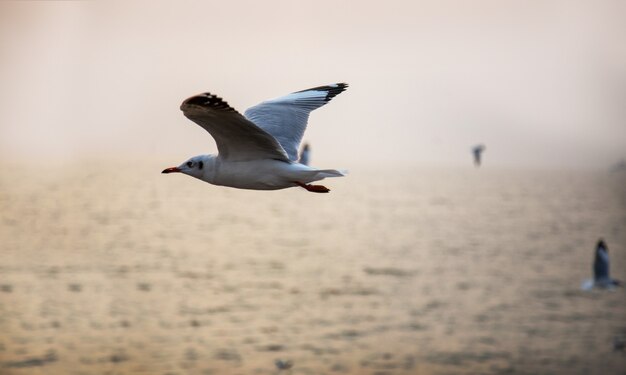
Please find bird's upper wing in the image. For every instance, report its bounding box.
[243,83,348,162]
[180,93,290,162]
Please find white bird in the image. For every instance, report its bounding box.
[162,83,348,193]
[581,239,621,290]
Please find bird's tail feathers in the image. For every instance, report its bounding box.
[315,169,347,178]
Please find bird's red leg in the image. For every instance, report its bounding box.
[294,181,330,193]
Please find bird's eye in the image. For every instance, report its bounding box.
[198,161,204,170]
[186,161,193,168]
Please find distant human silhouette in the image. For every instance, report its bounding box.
[472,144,485,167]
[593,239,621,288]
[299,143,310,166]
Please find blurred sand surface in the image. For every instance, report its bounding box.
[0,162,625,374]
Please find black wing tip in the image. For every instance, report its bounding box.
[325,82,349,101]
[297,83,349,102]
[180,92,235,112]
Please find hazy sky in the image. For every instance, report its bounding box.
[1,0,625,168]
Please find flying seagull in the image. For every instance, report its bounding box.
[162,83,348,193]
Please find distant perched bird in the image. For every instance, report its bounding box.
[275,359,294,370]
[162,84,348,193]
[593,239,621,288]
[299,143,310,166]
[472,144,486,167]
[610,159,626,173]
[582,239,621,290]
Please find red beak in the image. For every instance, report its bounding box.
[161,167,181,174]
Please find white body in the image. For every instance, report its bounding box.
[193,155,343,190]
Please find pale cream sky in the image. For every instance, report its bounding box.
[1,0,625,168]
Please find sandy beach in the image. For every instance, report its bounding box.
[0,161,625,374]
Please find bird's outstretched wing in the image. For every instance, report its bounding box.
[244,83,348,162]
[181,93,290,162]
